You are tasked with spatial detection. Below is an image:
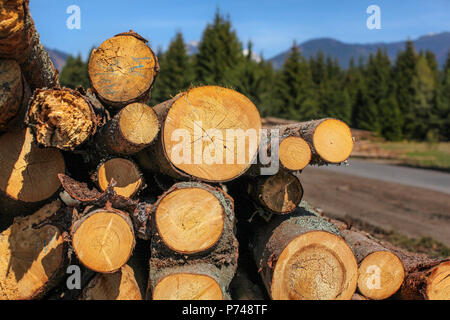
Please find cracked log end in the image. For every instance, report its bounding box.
[358,251,405,300]
[0,59,23,131]
[162,85,262,182]
[313,119,353,163]
[72,209,135,273]
[0,128,65,204]
[88,33,158,108]
[27,89,95,150]
[96,158,143,198]
[81,264,142,300]
[155,186,225,254]
[0,200,65,300]
[271,231,357,300]
[119,103,159,147]
[279,136,311,171]
[152,273,223,300]
[426,261,450,300]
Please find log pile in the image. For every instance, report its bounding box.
[0,4,448,301]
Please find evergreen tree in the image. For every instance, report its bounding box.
[438,53,450,140]
[59,54,89,89]
[195,10,243,86]
[310,51,326,85]
[149,47,166,104]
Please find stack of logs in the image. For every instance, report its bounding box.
[0,0,448,300]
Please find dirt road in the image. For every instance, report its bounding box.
[300,162,450,246]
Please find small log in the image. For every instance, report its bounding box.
[276,118,353,164]
[95,158,144,198]
[0,0,58,89]
[80,264,142,300]
[278,135,311,171]
[248,170,303,214]
[0,128,65,217]
[71,208,135,273]
[94,102,159,156]
[26,88,97,151]
[136,85,262,183]
[251,201,358,300]
[0,200,66,300]
[88,31,159,109]
[341,229,405,300]
[148,182,238,300]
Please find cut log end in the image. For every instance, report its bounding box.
[0,59,23,131]
[72,210,135,273]
[97,158,143,198]
[427,261,450,300]
[279,136,311,171]
[81,264,142,300]
[0,200,65,300]
[89,34,158,107]
[358,251,405,300]
[27,89,95,150]
[271,231,357,300]
[152,273,223,300]
[313,119,353,163]
[0,128,65,204]
[155,187,224,254]
[119,103,159,148]
[163,86,262,182]
[259,171,303,214]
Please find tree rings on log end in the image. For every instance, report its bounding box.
[163,86,262,182]
[152,273,223,300]
[0,128,65,204]
[155,187,225,254]
[279,136,311,170]
[427,261,450,300]
[313,119,353,163]
[358,251,405,300]
[72,210,135,273]
[271,231,357,300]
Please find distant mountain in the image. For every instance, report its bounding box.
[46,48,70,71]
[269,32,450,69]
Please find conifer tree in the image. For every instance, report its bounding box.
[59,54,89,89]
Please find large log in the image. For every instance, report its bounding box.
[275,119,354,164]
[148,182,238,300]
[248,170,303,214]
[94,102,159,156]
[26,88,97,151]
[0,128,65,219]
[88,31,159,110]
[0,59,30,132]
[0,0,58,89]
[71,208,135,273]
[80,264,142,300]
[251,201,358,300]
[341,229,405,300]
[136,85,262,183]
[0,200,66,300]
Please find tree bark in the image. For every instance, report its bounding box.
[251,201,358,300]
[0,0,58,89]
[0,200,66,300]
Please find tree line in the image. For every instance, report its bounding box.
[60,11,450,141]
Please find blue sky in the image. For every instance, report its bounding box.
[30,0,450,60]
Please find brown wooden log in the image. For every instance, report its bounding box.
[251,201,358,300]
[0,200,66,300]
[71,208,135,273]
[94,157,144,198]
[341,229,405,300]
[26,88,97,151]
[0,128,65,219]
[248,170,303,214]
[148,181,238,300]
[0,0,58,89]
[88,31,159,110]
[275,118,354,164]
[351,293,368,300]
[80,264,142,300]
[136,85,262,183]
[94,102,159,156]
